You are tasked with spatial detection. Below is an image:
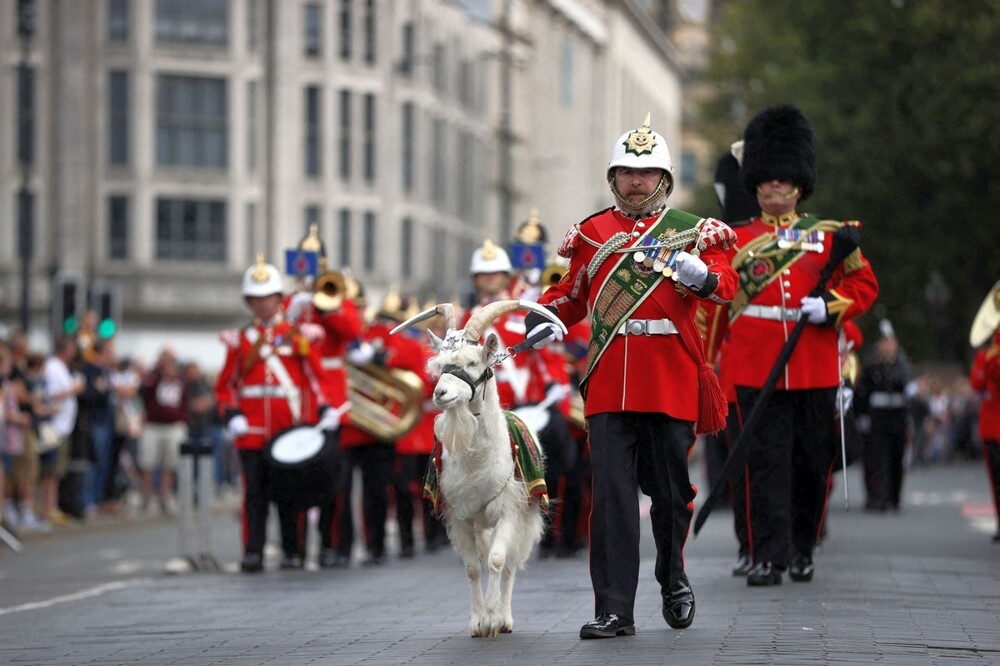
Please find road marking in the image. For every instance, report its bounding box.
[0,578,150,617]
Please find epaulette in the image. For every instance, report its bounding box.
[557,207,613,259]
[219,328,240,348]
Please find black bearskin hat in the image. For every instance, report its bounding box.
[741,104,816,201]
[714,147,760,225]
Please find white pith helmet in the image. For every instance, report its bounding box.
[607,112,675,178]
[242,253,285,297]
[469,239,513,274]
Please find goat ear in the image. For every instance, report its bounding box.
[483,332,501,359]
[427,329,443,351]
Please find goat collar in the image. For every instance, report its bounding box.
[441,363,494,403]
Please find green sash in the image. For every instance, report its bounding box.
[583,207,703,389]
[729,215,843,321]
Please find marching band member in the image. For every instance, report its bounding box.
[215,256,338,573]
[722,105,878,586]
[525,114,739,637]
[968,283,1000,543]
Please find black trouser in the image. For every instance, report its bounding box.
[865,422,908,508]
[238,449,268,556]
[392,453,424,551]
[984,440,1000,532]
[587,412,695,620]
[537,408,579,553]
[336,443,394,558]
[736,387,837,567]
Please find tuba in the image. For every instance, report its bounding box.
[970,279,1000,347]
[346,363,424,441]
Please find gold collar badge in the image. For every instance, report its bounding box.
[623,112,656,157]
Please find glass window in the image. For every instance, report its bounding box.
[108,70,129,166]
[432,43,446,94]
[107,0,129,43]
[304,3,322,57]
[338,208,351,268]
[247,0,258,52]
[155,0,228,47]
[156,74,228,169]
[432,118,445,204]
[247,80,258,173]
[363,93,376,182]
[399,22,414,75]
[401,102,414,194]
[363,0,376,64]
[155,197,227,261]
[338,89,351,180]
[362,211,376,272]
[108,195,129,259]
[305,86,322,177]
[338,0,352,61]
[401,217,413,278]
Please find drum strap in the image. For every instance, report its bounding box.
[244,328,303,424]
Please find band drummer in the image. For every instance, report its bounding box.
[215,255,340,573]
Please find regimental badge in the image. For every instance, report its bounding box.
[749,258,773,283]
[481,239,499,261]
[251,253,270,282]
[623,112,657,157]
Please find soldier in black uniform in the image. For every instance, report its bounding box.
[856,320,912,512]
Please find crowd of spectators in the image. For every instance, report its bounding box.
[0,314,238,538]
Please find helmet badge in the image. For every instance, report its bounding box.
[251,253,271,283]
[481,239,500,261]
[623,112,656,157]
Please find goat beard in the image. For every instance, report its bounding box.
[435,406,480,456]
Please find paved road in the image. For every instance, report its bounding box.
[1,461,998,665]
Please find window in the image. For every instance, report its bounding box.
[107,195,129,259]
[305,86,321,177]
[399,22,414,75]
[560,38,574,106]
[431,118,445,204]
[245,202,257,263]
[17,65,34,167]
[155,0,228,47]
[304,3,321,57]
[107,0,129,43]
[246,0,258,51]
[156,74,227,168]
[458,131,473,217]
[338,0,352,61]
[362,212,376,271]
[338,89,352,180]
[363,93,376,182]
[401,102,415,193]
[247,80,258,173]
[155,197,227,261]
[432,43,446,94]
[401,217,413,278]
[458,58,472,109]
[108,70,129,166]
[338,208,351,268]
[363,0,376,64]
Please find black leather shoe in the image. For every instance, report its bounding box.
[318,548,339,569]
[363,552,387,566]
[993,531,1000,543]
[579,614,636,639]
[279,554,304,570]
[240,552,263,573]
[732,552,752,577]
[662,576,695,629]
[747,561,782,586]
[789,555,814,582]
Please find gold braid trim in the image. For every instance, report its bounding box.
[825,288,854,327]
[843,248,865,274]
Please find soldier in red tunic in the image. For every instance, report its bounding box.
[969,301,1000,543]
[721,105,879,586]
[525,114,739,638]
[215,256,339,573]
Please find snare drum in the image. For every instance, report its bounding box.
[263,426,338,508]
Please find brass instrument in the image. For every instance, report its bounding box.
[970,278,1000,347]
[313,270,346,311]
[540,263,566,291]
[569,392,587,430]
[347,364,424,440]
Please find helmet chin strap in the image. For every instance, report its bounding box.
[609,173,670,217]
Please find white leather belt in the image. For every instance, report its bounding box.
[870,392,906,408]
[742,305,801,321]
[616,318,678,336]
[240,385,286,398]
[321,357,344,370]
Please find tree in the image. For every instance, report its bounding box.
[695,0,1000,363]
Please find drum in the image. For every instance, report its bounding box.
[263,426,338,508]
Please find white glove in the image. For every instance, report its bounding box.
[837,384,854,413]
[544,383,570,405]
[800,296,828,324]
[527,323,564,350]
[286,291,314,321]
[226,415,249,438]
[317,407,341,432]
[347,342,376,365]
[674,251,709,289]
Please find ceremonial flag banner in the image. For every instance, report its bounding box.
[509,242,545,269]
[285,249,319,278]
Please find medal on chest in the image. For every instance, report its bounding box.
[631,230,680,279]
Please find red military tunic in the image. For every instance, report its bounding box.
[215,314,332,450]
[293,296,364,424]
[725,213,879,390]
[538,208,738,425]
[971,331,1000,442]
[393,331,436,457]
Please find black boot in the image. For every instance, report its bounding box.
[747,561,782,586]
[579,614,636,639]
[662,575,695,629]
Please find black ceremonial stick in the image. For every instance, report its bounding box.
[693,224,860,536]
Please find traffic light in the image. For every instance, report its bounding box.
[53,274,81,335]
[89,282,122,339]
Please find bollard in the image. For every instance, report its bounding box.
[175,437,219,571]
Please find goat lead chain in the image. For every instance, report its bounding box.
[482,466,514,511]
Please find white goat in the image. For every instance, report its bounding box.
[392,300,566,638]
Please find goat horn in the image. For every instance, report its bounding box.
[463,299,568,341]
[390,303,456,335]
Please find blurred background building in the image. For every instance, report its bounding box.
[0,0,712,370]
